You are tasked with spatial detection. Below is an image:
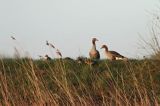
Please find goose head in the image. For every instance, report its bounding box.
[92,38,98,45]
[101,45,108,51]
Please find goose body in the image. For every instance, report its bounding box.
[89,47,100,59]
[89,38,100,60]
[101,45,127,61]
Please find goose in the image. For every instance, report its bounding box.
[89,38,100,60]
[101,45,128,61]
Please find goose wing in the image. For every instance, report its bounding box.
[109,51,124,58]
[96,50,100,59]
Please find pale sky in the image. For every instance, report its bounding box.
[0,0,159,59]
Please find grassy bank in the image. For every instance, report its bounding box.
[0,58,160,106]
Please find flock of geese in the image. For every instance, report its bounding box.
[11,36,128,63]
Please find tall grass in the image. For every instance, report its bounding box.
[0,58,160,106]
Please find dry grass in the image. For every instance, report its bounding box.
[0,58,160,106]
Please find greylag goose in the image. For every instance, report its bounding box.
[89,38,100,60]
[101,45,128,61]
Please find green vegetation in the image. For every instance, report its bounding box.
[0,58,160,105]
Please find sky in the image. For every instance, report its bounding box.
[0,0,159,59]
